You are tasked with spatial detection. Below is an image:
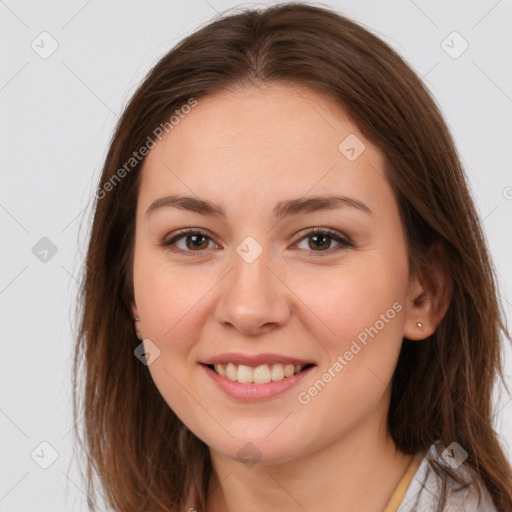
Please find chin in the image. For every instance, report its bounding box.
[203,432,308,467]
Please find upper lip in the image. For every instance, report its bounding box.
[201,352,315,367]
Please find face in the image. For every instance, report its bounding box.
[131,83,413,465]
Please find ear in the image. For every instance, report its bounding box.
[403,242,453,341]
[130,301,144,340]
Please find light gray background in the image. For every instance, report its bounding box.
[1,1,511,511]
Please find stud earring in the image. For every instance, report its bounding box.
[134,317,140,321]
[417,322,423,329]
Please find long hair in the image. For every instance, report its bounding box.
[72,3,512,510]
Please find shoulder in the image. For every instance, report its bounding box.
[397,441,498,512]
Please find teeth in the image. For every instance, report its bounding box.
[254,364,272,384]
[284,364,294,377]
[237,364,253,383]
[213,362,305,384]
[271,364,284,381]
[226,363,237,381]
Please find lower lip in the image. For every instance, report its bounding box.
[201,364,315,401]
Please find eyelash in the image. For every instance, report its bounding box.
[160,227,354,257]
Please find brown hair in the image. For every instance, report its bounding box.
[73,3,512,511]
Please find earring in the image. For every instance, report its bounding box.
[417,322,423,329]
[134,317,140,321]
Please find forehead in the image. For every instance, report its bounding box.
[138,83,391,217]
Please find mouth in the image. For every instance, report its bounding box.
[202,362,315,384]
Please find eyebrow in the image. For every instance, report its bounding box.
[145,194,372,221]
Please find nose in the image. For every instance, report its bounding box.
[214,247,291,335]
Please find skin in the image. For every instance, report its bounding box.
[130,83,451,511]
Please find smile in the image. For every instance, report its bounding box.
[207,362,313,384]
[200,355,316,401]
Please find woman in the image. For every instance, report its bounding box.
[73,3,512,511]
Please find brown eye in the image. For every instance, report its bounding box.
[183,233,209,250]
[294,228,353,254]
[161,229,217,255]
[161,227,353,257]
[308,233,333,251]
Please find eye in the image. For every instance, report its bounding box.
[161,229,218,255]
[293,227,353,254]
[161,227,354,256]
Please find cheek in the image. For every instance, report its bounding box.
[132,257,213,420]
[287,254,407,349]
[134,253,216,345]
[290,254,407,405]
